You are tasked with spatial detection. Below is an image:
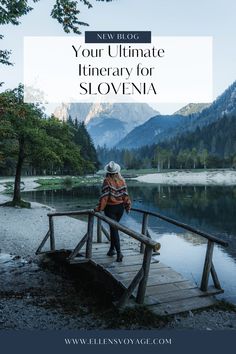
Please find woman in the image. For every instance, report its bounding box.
[94,161,131,262]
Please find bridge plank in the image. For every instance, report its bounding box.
[90,249,139,257]
[39,205,225,317]
[144,288,203,305]
[145,280,197,295]
[118,274,185,288]
[117,267,184,285]
[94,254,144,265]
[111,262,170,274]
[149,296,217,316]
[42,240,221,316]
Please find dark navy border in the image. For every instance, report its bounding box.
[0,330,235,354]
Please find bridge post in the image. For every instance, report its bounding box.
[210,262,222,290]
[140,213,149,254]
[86,213,94,258]
[35,230,50,255]
[49,215,55,251]
[101,225,110,241]
[97,218,102,243]
[118,268,144,308]
[136,245,152,304]
[200,240,214,291]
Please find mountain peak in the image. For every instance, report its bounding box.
[174,103,210,116]
[117,81,236,150]
[53,102,159,147]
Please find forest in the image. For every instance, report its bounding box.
[0,86,99,177]
[97,113,236,170]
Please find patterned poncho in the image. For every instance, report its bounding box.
[95,175,131,212]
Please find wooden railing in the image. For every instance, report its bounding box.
[36,207,228,306]
[35,209,161,307]
[131,207,228,293]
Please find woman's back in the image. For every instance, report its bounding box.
[94,161,131,262]
[99,173,130,208]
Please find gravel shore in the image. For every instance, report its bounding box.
[0,194,236,330]
[135,170,236,185]
[0,195,87,257]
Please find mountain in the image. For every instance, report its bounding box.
[54,102,159,147]
[181,81,236,131]
[116,114,186,149]
[87,116,127,148]
[162,83,236,157]
[54,103,93,123]
[161,114,236,159]
[117,81,236,149]
[174,103,210,116]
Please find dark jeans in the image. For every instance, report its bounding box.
[104,203,124,253]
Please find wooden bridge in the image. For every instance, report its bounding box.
[36,208,228,316]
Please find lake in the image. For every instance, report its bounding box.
[22,181,236,304]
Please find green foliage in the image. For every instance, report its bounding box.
[0,0,39,26]
[51,0,90,34]
[67,117,99,173]
[153,147,172,171]
[63,175,73,187]
[0,46,12,67]
[97,113,236,170]
[0,94,99,177]
[36,176,103,189]
[0,84,44,143]
[0,0,39,71]
[0,0,115,71]
[0,84,99,205]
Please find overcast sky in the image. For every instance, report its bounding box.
[0,0,235,114]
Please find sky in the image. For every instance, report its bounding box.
[0,0,236,114]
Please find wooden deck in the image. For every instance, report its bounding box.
[36,208,227,316]
[68,241,223,316]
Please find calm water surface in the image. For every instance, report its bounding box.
[22,182,236,304]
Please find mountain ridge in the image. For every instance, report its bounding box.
[54,102,159,147]
[116,81,236,149]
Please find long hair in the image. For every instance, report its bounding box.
[106,172,123,180]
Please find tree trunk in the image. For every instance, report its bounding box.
[13,139,25,205]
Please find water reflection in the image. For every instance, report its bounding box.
[128,183,236,239]
[156,233,236,304]
[22,183,236,303]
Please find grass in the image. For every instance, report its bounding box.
[0,181,14,193]
[1,199,31,208]
[211,299,236,312]
[36,176,103,188]
[1,168,234,193]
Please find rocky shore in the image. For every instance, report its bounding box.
[135,170,236,185]
[0,194,236,330]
